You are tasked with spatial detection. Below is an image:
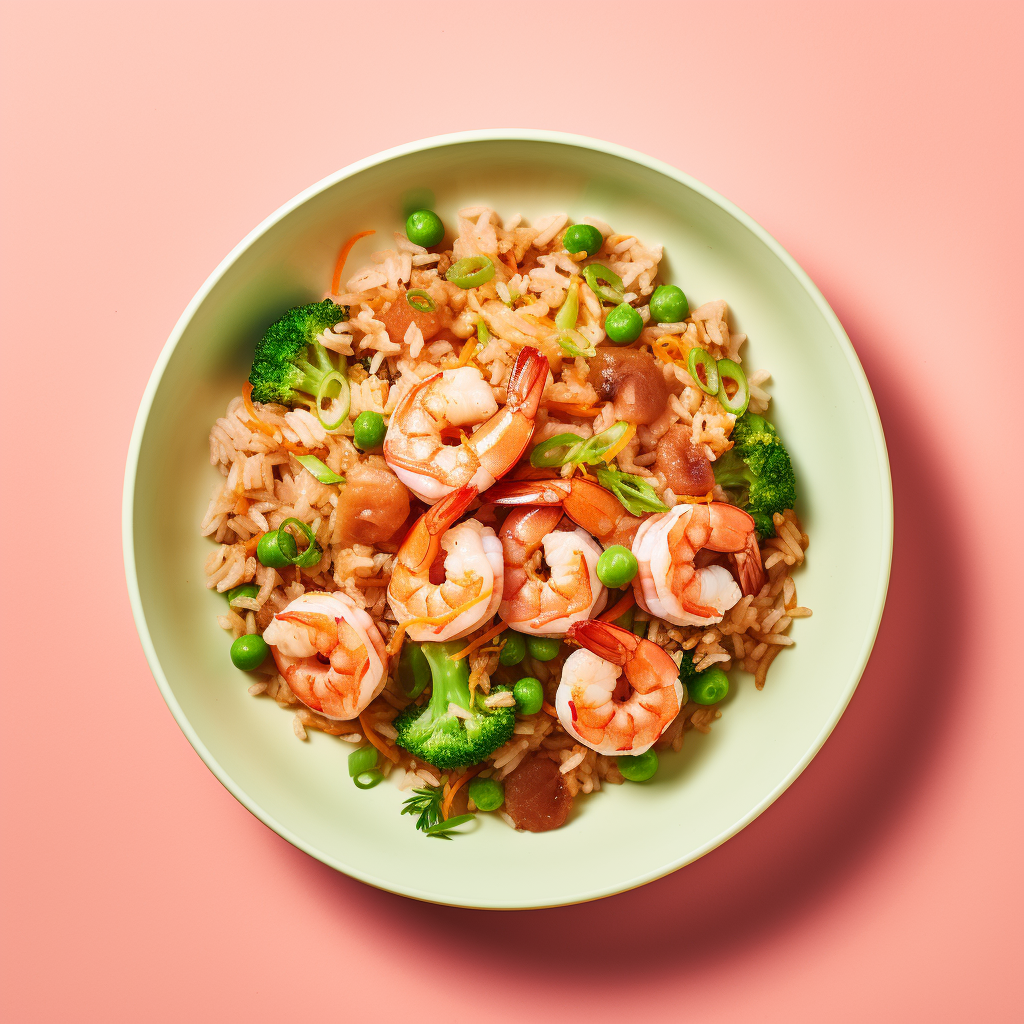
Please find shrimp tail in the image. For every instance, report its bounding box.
[505,346,549,417]
[566,619,640,667]
[730,528,766,596]
[400,484,478,574]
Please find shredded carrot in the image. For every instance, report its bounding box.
[386,592,490,654]
[233,497,249,515]
[242,382,279,439]
[546,401,601,418]
[450,621,506,661]
[541,702,558,718]
[442,766,482,820]
[676,490,715,505]
[457,335,479,366]
[358,710,400,763]
[331,229,375,295]
[601,422,636,463]
[244,532,266,556]
[599,591,636,623]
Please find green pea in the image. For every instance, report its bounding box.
[526,636,561,662]
[256,528,297,568]
[649,284,689,323]
[230,634,269,671]
[347,745,378,777]
[618,748,659,782]
[604,303,643,344]
[225,583,260,604]
[596,545,638,588]
[690,667,730,705]
[352,410,386,450]
[513,676,544,716]
[562,223,603,257]
[498,630,527,666]
[353,769,384,790]
[405,209,444,248]
[468,777,505,811]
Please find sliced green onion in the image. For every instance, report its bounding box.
[582,264,625,304]
[406,289,436,313]
[554,279,579,332]
[279,517,322,569]
[348,745,378,776]
[595,466,671,516]
[530,433,588,468]
[476,319,490,346]
[555,327,597,359]
[398,641,431,699]
[445,255,495,289]
[294,454,345,485]
[687,347,720,396]
[574,421,630,465]
[315,369,350,430]
[354,769,385,790]
[716,359,750,416]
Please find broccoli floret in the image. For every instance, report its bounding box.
[248,299,350,407]
[394,641,516,771]
[713,413,796,538]
[677,647,699,688]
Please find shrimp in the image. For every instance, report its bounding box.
[383,346,548,504]
[497,506,607,636]
[387,484,504,641]
[632,502,765,627]
[487,476,645,550]
[262,592,388,720]
[556,620,683,755]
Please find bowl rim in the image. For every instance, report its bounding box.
[122,128,893,909]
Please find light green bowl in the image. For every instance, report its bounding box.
[123,130,892,909]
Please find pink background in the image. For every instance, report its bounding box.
[2,2,1022,1020]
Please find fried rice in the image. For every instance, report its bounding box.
[201,205,810,827]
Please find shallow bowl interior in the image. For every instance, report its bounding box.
[125,131,891,909]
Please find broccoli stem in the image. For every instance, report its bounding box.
[420,641,473,715]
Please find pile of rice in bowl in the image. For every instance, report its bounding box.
[202,204,809,837]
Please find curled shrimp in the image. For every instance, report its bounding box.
[387,484,504,641]
[383,346,549,504]
[556,620,683,755]
[632,502,765,627]
[497,506,607,636]
[262,592,388,720]
[487,475,645,549]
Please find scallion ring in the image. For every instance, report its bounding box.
[314,369,350,430]
[406,289,436,313]
[294,454,345,485]
[716,359,750,416]
[279,517,322,569]
[555,327,597,359]
[582,264,625,304]
[574,421,630,465]
[445,255,495,289]
[687,347,720,395]
[530,433,588,468]
[554,279,579,331]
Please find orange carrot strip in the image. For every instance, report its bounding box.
[442,766,482,820]
[331,230,375,295]
[541,702,558,718]
[450,621,506,661]
[386,592,490,654]
[546,401,601,418]
[457,335,479,367]
[601,422,636,463]
[599,591,636,622]
[675,490,715,505]
[242,382,279,439]
[243,533,266,556]
[358,710,400,763]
